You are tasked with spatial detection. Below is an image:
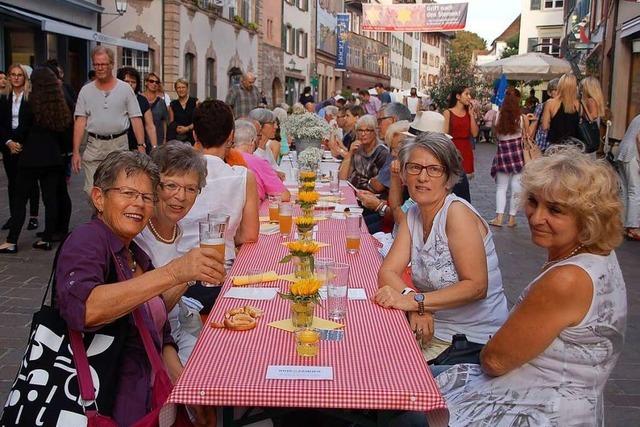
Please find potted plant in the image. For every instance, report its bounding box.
[281,112,331,155]
[297,147,324,171]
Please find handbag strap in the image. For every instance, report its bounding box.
[69,329,96,403]
[41,234,70,308]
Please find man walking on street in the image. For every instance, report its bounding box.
[71,46,143,193]
[226,72,260,118]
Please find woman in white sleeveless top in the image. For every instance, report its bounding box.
[375,132,508,360]
[438,147,627,426]
[135,142,212,367]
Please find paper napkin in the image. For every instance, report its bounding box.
[267,317,344,332]
[232,270,280,286]
[223,287,278,300]
[259,223,280,235]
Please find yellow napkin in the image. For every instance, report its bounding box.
[292,216,327,221]
[232,270,279,286]
[268,317,344,332]
[278,273,298,282]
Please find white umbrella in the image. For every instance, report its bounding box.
[478,52,572,81]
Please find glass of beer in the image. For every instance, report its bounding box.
[199,221,224,286]
[279,202,293,238]
[345,214,362,254]
[268,194,281,222]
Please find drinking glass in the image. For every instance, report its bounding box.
[198,221,224,286]
[345,215,362,254]
[327,263,350,322]
[315,257,335,288]
[267,194,281,222]
[329,173,340,195]
[279,202,293,238]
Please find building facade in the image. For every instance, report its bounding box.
[283,0,314,105]
[519,0,565,56]
[99,0,259,101]
[258,0,285,107]
[316,0,343,101]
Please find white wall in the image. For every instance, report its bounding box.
[283,1,312,84]
[519,0,564,54]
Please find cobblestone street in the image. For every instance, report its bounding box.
[0,143,638,424]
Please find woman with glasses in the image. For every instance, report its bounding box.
[168,78,198,145]
[374,132,508,362]
[249,108,281,169]
[55,150,222,425]
[117,67,158,152]
[0,63,40,235]
[135,142,208,367]
[143,72,169,147]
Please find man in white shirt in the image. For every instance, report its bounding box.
[72,46,144,193]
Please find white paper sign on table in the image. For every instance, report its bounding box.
[223,287,278,300]
[266,365,333,380]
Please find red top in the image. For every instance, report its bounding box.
[448,109,474,174]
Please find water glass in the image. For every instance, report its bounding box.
[327,263,350,322]
[329,173,340,195]
[198,221,224,286]
[315,257,335,288]
[345,215,362,254]
[279,202,293,237]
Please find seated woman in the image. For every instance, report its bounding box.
[134,142,208,366]
[374,132,508,360]
[248,108,281,169]
[437,147,627,426]
[55,150,222,425]
[234,119,290,202]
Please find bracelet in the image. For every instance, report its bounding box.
[375,201,385,212]
[401,287,415,295]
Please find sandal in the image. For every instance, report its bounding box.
[625,229,640,241]
[488,218,503,227]
[507,217,517,228]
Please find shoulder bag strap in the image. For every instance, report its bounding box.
[69,329,96,403]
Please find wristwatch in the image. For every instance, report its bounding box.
[414,293,425,316]
[378,204,388,217]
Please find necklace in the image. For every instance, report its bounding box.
[128,249,137,273]
[540,244,584,272]
[148,219,177,244]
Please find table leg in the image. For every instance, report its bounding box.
[222,407,235,427]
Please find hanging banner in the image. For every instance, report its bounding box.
[317,0,340,55]
[335,13,350,72]
[362,2,468,32]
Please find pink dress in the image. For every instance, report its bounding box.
[241,152,286,201]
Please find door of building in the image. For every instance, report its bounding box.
[628,51,640,126]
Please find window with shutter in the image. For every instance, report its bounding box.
[530,0,541,10]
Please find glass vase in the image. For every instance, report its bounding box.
[294,255,314,279]
[291,301,315,328]
[301,206,314,219]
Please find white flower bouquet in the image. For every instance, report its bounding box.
[282,112,331,141]
[298,147,324,170]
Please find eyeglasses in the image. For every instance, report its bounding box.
[404,162,446,177]
[147,79,160,84]
[159,181,200,196]
[93,63,111,68]
[357,129,375,133]
[377,116,393,124]
[9,73,24,78]
[104,186,157,205]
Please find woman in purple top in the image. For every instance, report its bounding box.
[55,150,222,425]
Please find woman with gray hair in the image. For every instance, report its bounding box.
[134,142,209,368]
[55,150,221,425]
[249,107,281,168]
[234,119,290,201]
[272,106,290,160]
[374,132,508,362]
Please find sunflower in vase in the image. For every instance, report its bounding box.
[297,191,320,216]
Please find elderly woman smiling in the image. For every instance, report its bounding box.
[55,151,223,425]
[374,132,508,361]
[437,147,627,426]
[134,142,208,368]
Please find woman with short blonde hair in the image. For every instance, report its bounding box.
[168,77,197,145]
[437,146,626,426]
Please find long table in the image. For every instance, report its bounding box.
[160,182,448,426]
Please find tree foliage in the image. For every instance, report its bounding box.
[450,31,487,65]
[500,34,519,59]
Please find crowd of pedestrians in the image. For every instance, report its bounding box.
[0,44,635,426]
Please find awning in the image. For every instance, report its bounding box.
[0,4,148,52]
[620,16,640,39]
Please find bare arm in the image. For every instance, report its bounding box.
[131,116,145,152]
[542,100,555,131]
[161,283,189,311]
[584,98,598,121]
[280,187,291,202]
[443,109,450,135]
[235,170,260,246]
[387,160,405,222]
[481,265,593,376]
[377,215,413,292]
[469,108,480,138]
[268,140,280,162]
[144,110,158,148]
[71,116,87,173]
[162,344,183,383]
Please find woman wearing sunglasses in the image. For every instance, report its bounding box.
[374,132,508,363]
[143,72,169,147]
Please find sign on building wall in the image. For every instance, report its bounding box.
[362,3,468,32]
[317,0,341,55]
[335,13,350,71]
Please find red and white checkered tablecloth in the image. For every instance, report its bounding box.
[160,185,448,425]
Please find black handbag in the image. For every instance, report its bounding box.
[0,242,127,426]
[427,334,484,366]
[577,100,601,154]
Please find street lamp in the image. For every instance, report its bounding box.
[115,0,128,15]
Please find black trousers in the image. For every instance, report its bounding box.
[7,166,62,244]
[452,172,471,203]
[2,152,39,222]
